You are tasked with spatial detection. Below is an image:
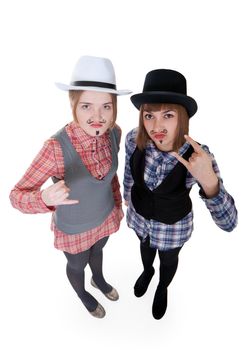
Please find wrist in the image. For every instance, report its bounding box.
[201,177,219,198]
[39,191,55,211]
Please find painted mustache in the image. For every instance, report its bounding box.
[150,129,167,135]
[150,129,167,144]
[86,118,107,124]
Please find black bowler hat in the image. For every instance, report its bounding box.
[130,69,197,117]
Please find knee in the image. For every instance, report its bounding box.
[64,251,88,273]
[66,261,83,274]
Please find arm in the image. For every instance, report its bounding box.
[198,148,237,232]
[200,180,237,232]
[172,135,238,232]
[9,139,78,214]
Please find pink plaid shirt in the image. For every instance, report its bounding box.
[10,122,123,254]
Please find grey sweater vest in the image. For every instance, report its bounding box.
[52,127,119,235]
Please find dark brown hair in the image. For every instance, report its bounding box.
[136,103,189,151]
[68,90,117,128]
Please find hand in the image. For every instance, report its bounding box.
[41,180,79,206]
[171,135,219,198]
[124,200,129,207]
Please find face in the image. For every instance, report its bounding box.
[143,107,179,151]
[74,91,114,136]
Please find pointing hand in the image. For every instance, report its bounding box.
[171,135,219,198]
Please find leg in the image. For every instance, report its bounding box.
[134,236,157,297]
[88,237,112,294]
[64,249,100,312]
[152,246,182,319]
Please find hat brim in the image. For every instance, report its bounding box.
[131,91,197,117]
[55,82,131,96]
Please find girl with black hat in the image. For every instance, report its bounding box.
[123,69,237,320]
[10,55,131,319]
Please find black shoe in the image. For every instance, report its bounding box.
[134,267,155,297]
[152,286,168,320]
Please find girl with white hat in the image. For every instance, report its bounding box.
[10,55,131,318]
[123,68,237,320]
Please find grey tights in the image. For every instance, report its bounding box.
[64,236,112,312]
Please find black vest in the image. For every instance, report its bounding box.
[130,145,194,225]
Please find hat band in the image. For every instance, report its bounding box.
[71,81,116,90]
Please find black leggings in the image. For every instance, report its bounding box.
[64,236,111,311]
[139,237,182,288]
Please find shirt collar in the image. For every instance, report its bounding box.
[147,140,191,163]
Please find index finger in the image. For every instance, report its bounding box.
[184,135,202,153]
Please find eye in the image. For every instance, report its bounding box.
[164,113,174,119]
[144,113,153,120]
[81,104,90,110]
[104,104,112,110]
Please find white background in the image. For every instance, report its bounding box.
[1,0,247,349]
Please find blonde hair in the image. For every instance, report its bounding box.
[136,103,189,151]
[68,90,117,128]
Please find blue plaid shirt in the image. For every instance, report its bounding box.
[123,128,238,251]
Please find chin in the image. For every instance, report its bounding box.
[92,129,108,137]
[155,141,173,152]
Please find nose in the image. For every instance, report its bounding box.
[92,107,101,120]
[152,117,162,131]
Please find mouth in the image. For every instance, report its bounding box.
[90,123,103,128]
[153,133,167,141]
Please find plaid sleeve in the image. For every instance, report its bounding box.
[9,139,64,214]
[200,181,238,232]
[199,145,238,232]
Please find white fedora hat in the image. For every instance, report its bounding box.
[55,55,131,95]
